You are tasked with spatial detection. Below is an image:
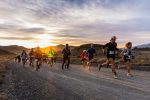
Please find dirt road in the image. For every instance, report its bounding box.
[1,61,150,100]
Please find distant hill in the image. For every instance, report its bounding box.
[41,44,77,55]
[41,44,104,57]
[71,44,104,56]
[0,45,28,54]
[135,43,150,48]
[0,49,16,55]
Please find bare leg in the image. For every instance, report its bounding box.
[83,61,87,68]
[109,58,118,78]
[99,59,110,71]
[126,61,132,76]
[67,57,70,69]
[87,59,92,70]
[62,58,66,70]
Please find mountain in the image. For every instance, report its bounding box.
[71,44,104,56]
[135,43,150,48]
[41,44,77,55]
[0,45,28,54]
[0,49,16,55]
[41,44,104,56]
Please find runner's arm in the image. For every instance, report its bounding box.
[103,43,109,49]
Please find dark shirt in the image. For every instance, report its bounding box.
[29,51,34,57]
[34,50,42,59]
[87,48,96,58]
[103,42,118,56]
[62,48,71,57]
[123,48,133,59]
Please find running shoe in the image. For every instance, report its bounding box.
[127,73,133,77]
[98,64,102,71]
[113,72,118,79]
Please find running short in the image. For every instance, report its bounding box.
[88,56,94,61]
[107,54,115,60]
[124,56,131,62]
[81,58,87,61]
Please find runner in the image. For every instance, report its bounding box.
[121,42,134,77]
[47,48,55,67]
[62,44,71,70]
[53,51,58,64]
[21,50,28,67]
[29,48,35,67]
[15,55,21,63]
[80,50,87,68]
[34,47,43,71]
[42,53,48,63]
[99,36,118,79]
[102,47,110,68]
[87,44,96,70]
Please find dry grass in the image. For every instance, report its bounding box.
[133,50,150,65]
[59,49,150,66]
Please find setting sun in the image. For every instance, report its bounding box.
[36,34,56,48]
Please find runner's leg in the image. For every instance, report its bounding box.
[126,61,132,76]
[67,57,70,69]
[109,58,118,78]
[62,57,66,70]
[88,59,92,70]
[99,59,110,71]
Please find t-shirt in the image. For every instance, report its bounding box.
[48,50,55,58]
[62,48,71,57]
[87,48,96,58]
[123,48,132,59]
[34,50,42,59]
[103,42,118,55]
[29,51,34,57]
[21,52,27,59]
[80,52,87,60]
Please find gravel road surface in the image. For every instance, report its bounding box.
[1,61,150,100]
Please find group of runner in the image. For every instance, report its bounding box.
[15,36,134,79]
[80,36,134,79]
[15,47,58,71]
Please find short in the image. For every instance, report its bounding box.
[88,57,94,61]
[81,58,87,62]
[107,54,115,60]
[30,57,34,60]
[35,58,42,61]
[87,56,94,62]
[22,58,27,62]
[124,56,131,62]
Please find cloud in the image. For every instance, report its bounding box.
[0,36,37,40]
[0,0,150,47]
[18,28,46,34]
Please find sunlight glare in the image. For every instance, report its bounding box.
[37,34,56,47]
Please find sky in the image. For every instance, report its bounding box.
[0,0,150,48]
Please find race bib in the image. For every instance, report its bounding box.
[109,51,114,54]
